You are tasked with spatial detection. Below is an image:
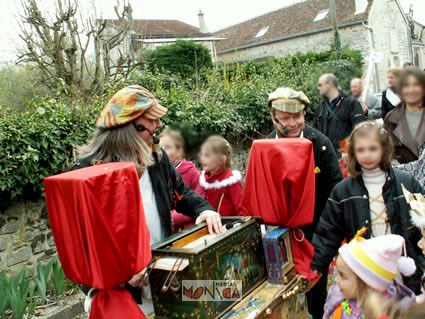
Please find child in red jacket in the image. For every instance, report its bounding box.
[160,129,205,232]
[199,135,243,216]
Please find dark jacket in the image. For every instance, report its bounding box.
[71,151,212,238]
[384,105,425,164]
[312,167,425,294]
[72,150,213,303]
[382,89,399,119]
[313,92,366,156]
[267,125,343,240]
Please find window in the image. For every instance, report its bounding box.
[413,46,423,68]
[313,9,329,22]
[354,0,368,15]
[255,26,270,38]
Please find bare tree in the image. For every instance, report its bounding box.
[17,0,138,96]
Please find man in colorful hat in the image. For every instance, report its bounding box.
[72,85,224,310]
[267,87,343,319]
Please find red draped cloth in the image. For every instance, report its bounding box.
[44,163,151,318]
[242,139,318,280]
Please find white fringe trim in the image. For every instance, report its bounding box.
[200,170,242,190]
[410,212,425,229]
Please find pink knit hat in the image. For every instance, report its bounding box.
[338,234,416,292]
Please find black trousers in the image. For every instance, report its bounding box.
[81,284,142,304]
[307,273,328,319]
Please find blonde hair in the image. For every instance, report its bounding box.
[77,123,154,176]
[388,67,403,78]
[363,292,425,319]
[202,135,233,170]
[355,276,377,309]
[159,128,185,150]
[347,121,394,178]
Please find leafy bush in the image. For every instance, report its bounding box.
[144,40,213,78]
[0,48,363,205]
[0,97,102,204]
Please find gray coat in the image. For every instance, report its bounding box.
[356,93,382,119]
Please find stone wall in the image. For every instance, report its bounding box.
[368,0,411,91]
[0,201,56,277]
[0,148,249,278]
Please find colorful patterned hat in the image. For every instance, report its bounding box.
[96,85,167,129]
[267,87,310,113]
[338,234,416,292]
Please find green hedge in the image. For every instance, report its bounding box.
[0,49,363,206]
[0,97,102,207]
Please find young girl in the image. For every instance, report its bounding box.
[159,128,205,232]
[312,121,424,296]
[323,234,416,319]
[199,135,243,216]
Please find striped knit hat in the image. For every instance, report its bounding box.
[338,235,416,292]
[96,85,167,129]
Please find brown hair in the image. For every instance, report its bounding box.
[398,67,425,105]
[347,121,394,178]
[387,67,403,78]
[77,123,154,176]
[202,135,233,170]
[159,128,185,150]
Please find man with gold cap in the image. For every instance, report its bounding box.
[267,87,342,319]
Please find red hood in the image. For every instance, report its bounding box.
[176,160,197,174]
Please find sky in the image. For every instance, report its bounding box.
[0,0,424,62]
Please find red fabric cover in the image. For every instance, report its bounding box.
[242,139,315,227]
[242,139,318,280]
[172,160,204,232]
[290,229,318,281]
[44,163,151,319]
[201,169,243,216]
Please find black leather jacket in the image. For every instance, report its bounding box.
[312,167,425,294]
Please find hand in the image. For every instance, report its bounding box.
[362,103,368,114]
[128,268,149,288]
[196,210,226,234]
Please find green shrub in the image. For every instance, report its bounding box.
[0,48,363,205]
[0,97,101,205]
[144,40,213,79]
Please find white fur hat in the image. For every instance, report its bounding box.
[402,184,425,229]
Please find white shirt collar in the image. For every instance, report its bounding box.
[275,131,304,139]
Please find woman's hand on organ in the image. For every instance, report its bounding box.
[196,210,226,234]
[128,268,149,288]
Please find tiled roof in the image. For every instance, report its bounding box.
[214,0,371,53]
[104,19,206,38]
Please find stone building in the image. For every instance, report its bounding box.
[214,0,422,92]
[103,11,223,63]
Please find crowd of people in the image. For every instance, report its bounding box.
[71,64,425,318]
